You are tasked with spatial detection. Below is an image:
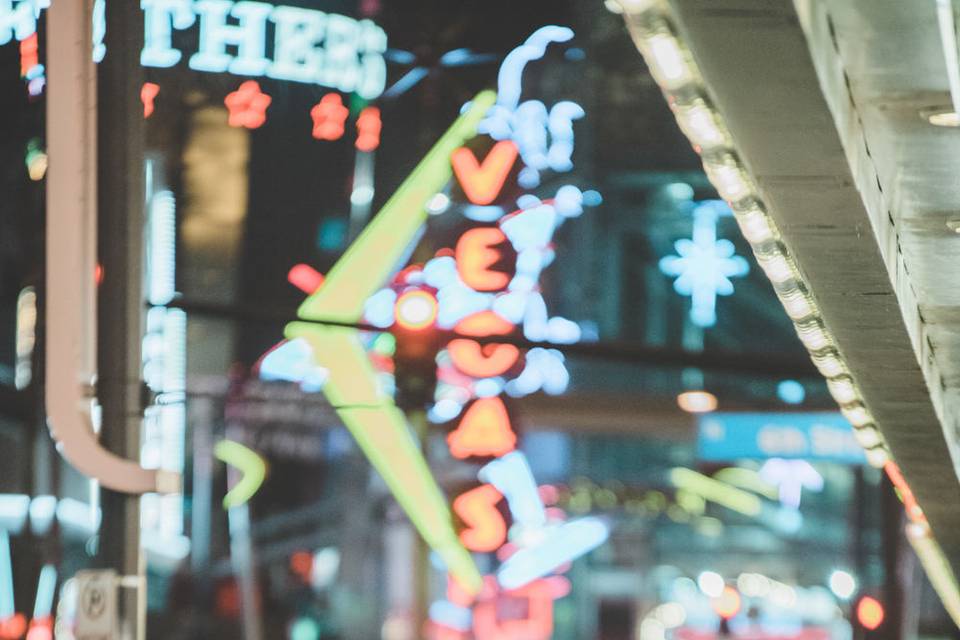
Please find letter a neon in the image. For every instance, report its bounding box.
[448,397,517,459]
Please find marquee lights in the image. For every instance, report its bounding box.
[140,0,388,99]
[615,0,897,471]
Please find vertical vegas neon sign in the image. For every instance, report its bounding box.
[398,26,608,640]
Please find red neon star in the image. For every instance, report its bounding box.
[224,80,272,129]
[310,93,349,141]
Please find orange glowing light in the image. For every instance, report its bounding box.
[712,585,741,620]
[395,290,438,331]
[19,34,38,77]
[857,596,884,630]
[449,312,519,377]
[457,311,516,337]
[356,106,382,152]
[455,227,512,292]
[451,140,519,206]
[884,461,926,524]
[677,390,717,414]
[472,576,554,640]
[141,82,160,119]
[290,551,313,582]
[225,81,272,129]
[0,614,26,640]
[454,485,507,552]
[26,618,52,640]
[311,93,349,141]
[288,264,325,294]
[448,340,520,378]
[447,397,517,459]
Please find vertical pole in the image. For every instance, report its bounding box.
[97,1,147,638]
[410,408,430,640]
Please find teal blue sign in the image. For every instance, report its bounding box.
[698,412,865,464]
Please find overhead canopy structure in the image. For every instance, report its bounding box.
[617,0,960,621]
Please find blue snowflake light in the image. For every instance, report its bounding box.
[659,200,749,328]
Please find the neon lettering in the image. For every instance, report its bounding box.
[140,0,196,67]
[448,340,519,379]
[189,0,272,75]
[472,577,554,640]
[267,5,325,83]
[451,141,519,206]
[455,227,512,292]
[453,485,507,553]
[496,517,609,590]
[447,397,516,459]
[478,452,546,530]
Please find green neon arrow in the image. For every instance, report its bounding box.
[286,91,495,594]
[214,440,267,510]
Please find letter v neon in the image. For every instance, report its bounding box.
[451,140,519,206]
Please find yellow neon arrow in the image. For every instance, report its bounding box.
[214,440,267,510]
[286,91,496,594]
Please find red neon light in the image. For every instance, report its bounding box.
[395,290,439,331]
[449,310,519,377]
[449,340,519,378]
[19,34,38,77]
[311,93,349,141]
[455,227,512,292]
[287,263,325,293]
[356,106,382,152]
[472,577,554,640]
[141,82,160,119]
[454,485,507,552]
[451,140,519,206]
[456,310,515,337]
[857,597,884,631]
[225,81,272,129]
[884,462,926,524]
[25,617,52,640]
[0,614,26,640]
[447,397,517,459]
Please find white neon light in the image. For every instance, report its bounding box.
[0,0,48,46]
[140,1,389,99]
[267,5,325,83]
[496,517,609,590]
[189,0,272,75]
[141,0,197,68]
[28,495,56,536]
[0,530,13,619]
[759,458,824,510]
[32,565,57,619]
[479,451,546,530]
[92,0,106,63]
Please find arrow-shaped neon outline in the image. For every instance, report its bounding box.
[287,91,496,595]
[214,440,267,510]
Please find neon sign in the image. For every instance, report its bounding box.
[140,0,388,99]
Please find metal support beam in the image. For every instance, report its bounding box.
[97,1,148,637]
